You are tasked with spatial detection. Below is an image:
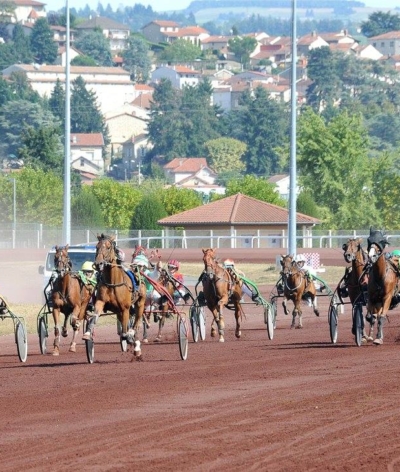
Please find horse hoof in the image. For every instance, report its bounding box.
[52,347,60,356]
[373,338,383,345]
[219,337,225,343]
[154,337,161,343]
[142,338,149,344]
[296,325,303,329]
[235,331,241,338]
[314,311,320,317]
[69,344,76,353]
[61,330,68,338]
[211,331,216,338]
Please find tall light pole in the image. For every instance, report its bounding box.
[62,0,71,245]
[288,0,297,256]
[11,177,16,232]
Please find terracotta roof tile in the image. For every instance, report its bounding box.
[152,20,179,27]
[158,193,320,226]
[131,94,153,109]
[164,157,208,172]
[71,133,104,146]
[370,31,400,40]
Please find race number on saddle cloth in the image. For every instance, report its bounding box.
[223,259,262,305]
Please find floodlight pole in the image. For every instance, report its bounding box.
[62,0,71,245]
[288,0,297,256]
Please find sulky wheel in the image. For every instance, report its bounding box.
[328,303,338,344]
[16,321,28,363]
[190,305,199,343]
[178,315,189,361]
[85,337,95,364]
[353,304,364,347]
[265,303,275,341]
[38,316,48,355]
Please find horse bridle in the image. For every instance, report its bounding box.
[95,236,117,271]
[54,249,71,276]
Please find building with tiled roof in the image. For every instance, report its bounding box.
[158,193,320,249]
[75,16,130,51]
[201,35,233,52]
[164,26,210,45]
[9,0,46,24]
[368,30,400,56]
[164,158,215,184]
[1,64,134,114]
[151,65,200,89]
[70,133,105,178]
[297,33,329,56]
[141,20,179,43]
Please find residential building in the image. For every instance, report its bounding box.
[121,134,152,181]
[70,133,105,178]
[7,0,46,24]
[158,193,320,249]
[141,20,179,43]
[368,31,400,56]
[297,32,329,56]
[201,35,233,53]
[55,45,81,66]
[75,16,130,52]
[1,64,135,114]
[164,26,209,46]
[151,65,201,89]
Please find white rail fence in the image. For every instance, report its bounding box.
[2,225,400,250]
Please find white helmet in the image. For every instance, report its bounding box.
[295,254,306,263]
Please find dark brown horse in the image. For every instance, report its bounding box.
[366,244,400,345]
[51,245,94,355]
[84,234,146,358]
[280,254,319,329]
[201,248,242,342]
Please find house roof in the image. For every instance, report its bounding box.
[370,31,400,40]
[164,157,208,173]
[75,16,130,31]
[150,20,179,27]
[71,133,104,146]
[158,193,320,226]
[3,64,130,76]
[201,35,232,44]
[166,26,209,37]
[131,93,153,109]
[14,0,44,5]
[268,174,288,184]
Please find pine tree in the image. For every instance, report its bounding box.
[30,18,58,64]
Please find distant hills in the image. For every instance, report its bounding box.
[186,0,365,13]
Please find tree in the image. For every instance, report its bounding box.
[12,24,32,64]
[122,34,151,83]
[74,30,113,66]
[361,11,400,38]
[224,175,286,206]
[0,100,59,159]
[18,124,64,176]
[296,190,320,219]
[0,76,12,107]
[72,186,105,228]
[0,42,16,70]
[0,168,63,225]
[227,36,257,67]
[8,71,41,102]
[89,178,142,229]
[131,194,167,230]
[231,86,289,175]
[159,186,202,215]
[48,79,65,129]
[204,137,246,174]
[70,55,97,66]
[70,76,110,145]
[30,18,58,64]
[297,108,380,229]
[159,39,201,63]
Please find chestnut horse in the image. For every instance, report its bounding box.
[366,244,400,345]
[84,234,146,358]
[280,254,319,329]
[341,238,372,341]
[51,245,94,355]
[201,248,242,342]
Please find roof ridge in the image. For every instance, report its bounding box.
[229,193,241,222]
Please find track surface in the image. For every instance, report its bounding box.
[2,249,400,471]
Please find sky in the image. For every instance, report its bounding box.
[48,1,400,14]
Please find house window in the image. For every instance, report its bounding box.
[381,42,385,47]
[390,41,394,48]
[80,158,84,167]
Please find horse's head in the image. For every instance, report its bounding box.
[132,244,147,259]
[95,233,117,271]
[54,244,71,276]
[342,238,363,263]
[280,254,295,277]
[202,248,218,278]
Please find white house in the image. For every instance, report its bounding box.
[70,133,104,178]
[6,0,46,24]
[75,16,130,52]
[268,174,300,200]
[1,64,135,114]
[151,65,201,89]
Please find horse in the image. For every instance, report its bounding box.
[366,244,400,345]
[84,233,146,359]
[201,248,242,342]
[50,245,94,355]
[280,254,319,329]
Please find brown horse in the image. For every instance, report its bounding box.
[366,245,400,345]
[84,234,146,358]
[51,245,94,355]
[201,248,242,342]
[280,254,319,329]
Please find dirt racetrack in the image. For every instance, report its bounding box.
[2,248,400,471]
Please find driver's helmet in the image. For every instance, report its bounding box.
[223,259,235,268]
[168,259,180,270]
[392,249,400,257]
[132,254,149,269]
[295,254,306,263]
[81,261,94,272]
